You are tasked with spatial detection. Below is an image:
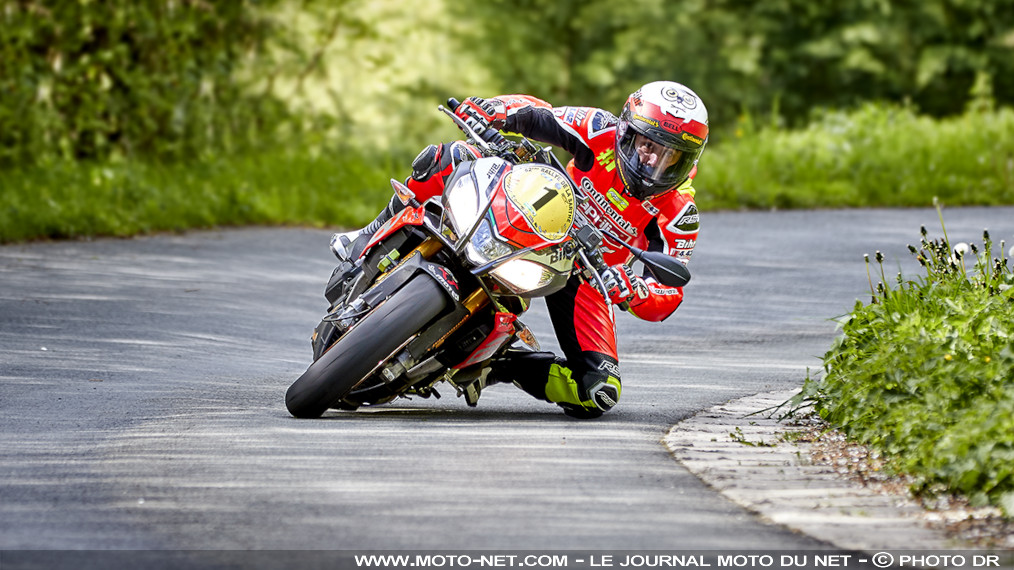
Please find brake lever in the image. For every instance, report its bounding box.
[439,99,515,159]
[438,104,495,155]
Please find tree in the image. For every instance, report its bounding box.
[452,0,1014,131]
[0,1,289,165]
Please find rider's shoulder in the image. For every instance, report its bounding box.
[551,106,618,141]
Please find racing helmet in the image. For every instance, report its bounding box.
[615,81,709,201]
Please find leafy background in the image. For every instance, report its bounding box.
[5,0,1014,165]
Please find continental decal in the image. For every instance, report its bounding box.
[606,188,629,211]
[666,202,700,235]
[633,114,659,128]
[681,132,704,145]
[580,178,637,236]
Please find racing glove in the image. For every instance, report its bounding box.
[454,96,507,135]
[601,264,650,307]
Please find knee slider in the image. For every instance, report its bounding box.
[587,377,620,412]
[582,360,621,412]
[558,377,620,419]
[546,364,621,418]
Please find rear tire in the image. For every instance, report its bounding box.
[285,275,450,418]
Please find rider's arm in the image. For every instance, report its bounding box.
[627,191,700,322]
[491,95,602,171]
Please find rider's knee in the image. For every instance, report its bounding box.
[410,141,481,183]
[410,144,441,182]
[546,364,622,419]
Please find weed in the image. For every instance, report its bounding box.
[730,426,776,448]
[797,201,1014,515]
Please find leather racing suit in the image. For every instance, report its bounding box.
[405,95,700,418]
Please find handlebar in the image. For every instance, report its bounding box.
[441,96,686,310]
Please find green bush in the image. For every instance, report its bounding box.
[697,103,1014,210]
[799,206,1014,514]
[455,0,1014,132]
[0,1,291,166]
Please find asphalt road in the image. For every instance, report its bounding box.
[2,207,1012,560]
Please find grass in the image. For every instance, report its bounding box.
[4,102,1014,243]
[795,202,1014,515]
[0,144,398,243]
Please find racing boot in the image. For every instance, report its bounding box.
[486,350,621,419]
[330,200,397,262]
[482,350,557,395]
[462,350,541,407]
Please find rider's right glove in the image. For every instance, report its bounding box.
[454,96,507,135]
[601,264,650,307]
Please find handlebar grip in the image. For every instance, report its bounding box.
[447,98,461,110]
[481,129,507,146]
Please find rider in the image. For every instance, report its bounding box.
[336,81,709,418]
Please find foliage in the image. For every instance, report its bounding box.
[696,103,1014,210]
[6,0,1014,164]
[5,101,1013,243]
[452,0,1014,133]
[0,143,396,243]
[797,205,1014,513]
[0,0,309,166]
[257,0,495,152]
[691,0,1014,125]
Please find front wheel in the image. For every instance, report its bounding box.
[285,275,450,418]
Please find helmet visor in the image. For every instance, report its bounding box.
[618,132,687,187]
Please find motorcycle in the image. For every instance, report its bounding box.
[284,99,691,418]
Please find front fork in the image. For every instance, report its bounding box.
[328,236,539,406]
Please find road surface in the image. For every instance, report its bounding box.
[2,207,1010,564]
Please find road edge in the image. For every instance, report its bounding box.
[663,389,961,552]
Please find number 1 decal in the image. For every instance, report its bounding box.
[532,188,559,211]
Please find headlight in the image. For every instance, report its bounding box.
[465,219,514,264]
[491,259,556,294]
[444,175,481,237]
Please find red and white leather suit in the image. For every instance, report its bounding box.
[404,95,701,416]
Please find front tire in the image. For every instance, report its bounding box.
[285,275,450,418]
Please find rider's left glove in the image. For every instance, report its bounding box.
[601,264,649,307]
[454,96,507,135]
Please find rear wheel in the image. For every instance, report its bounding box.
[285,275,450,418]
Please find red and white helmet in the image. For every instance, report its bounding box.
[615,81,709,200]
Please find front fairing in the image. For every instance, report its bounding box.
[440,158,578,297]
